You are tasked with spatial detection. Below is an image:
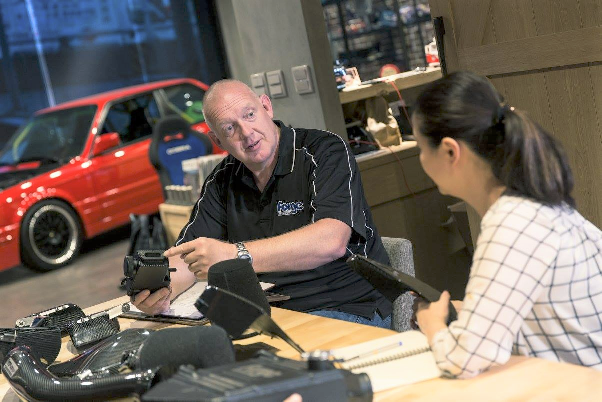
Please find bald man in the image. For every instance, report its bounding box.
[133,80,392,328]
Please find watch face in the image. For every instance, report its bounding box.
[238,254,251,261]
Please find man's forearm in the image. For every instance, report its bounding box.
[244,218,351,273]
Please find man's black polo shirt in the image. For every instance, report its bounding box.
[176,121,391,319]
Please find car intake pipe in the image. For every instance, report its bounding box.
[2,346,158,401]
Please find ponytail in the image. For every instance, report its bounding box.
[497,109,574,207]
[414,71,574,207]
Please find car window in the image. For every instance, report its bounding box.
[102,93,160,144]
[158,84,206,124]
[0,105,96,165]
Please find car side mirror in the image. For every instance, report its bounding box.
[92,132,120,156]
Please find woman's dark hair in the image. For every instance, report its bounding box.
[413,71,574,207]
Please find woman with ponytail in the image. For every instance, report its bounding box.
[413,72,602,378]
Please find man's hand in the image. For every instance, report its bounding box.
[164,237,237,280]
[131,287,171,315]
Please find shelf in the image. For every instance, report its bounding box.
[339,67,442,104]
[402,16,432,28]
[330,26,397,42]
[328,18,432,42]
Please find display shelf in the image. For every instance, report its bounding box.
[322,0,434,79]
[339,66,441,104]
[330,26,397,42]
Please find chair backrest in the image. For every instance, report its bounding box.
[148,115,213,191]
[381,237,415,332]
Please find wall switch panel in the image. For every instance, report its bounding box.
[250,73,269,96]
[291,65,314,94]
[266,70,287,98]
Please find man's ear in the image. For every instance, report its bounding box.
[440,137,461,165]
[259,94,274,118]
[208,131,221,147]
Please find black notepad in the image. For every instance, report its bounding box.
[346,254,458,323]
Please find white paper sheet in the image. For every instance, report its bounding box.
[129,281,274,319]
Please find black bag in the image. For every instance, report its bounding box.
[128,214,168,255]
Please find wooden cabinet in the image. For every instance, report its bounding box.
[159,203,193,246]
[357,143,470,297]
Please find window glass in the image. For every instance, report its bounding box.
[160,84,206,124]
[0,105,96,165]
[102,93,160,144]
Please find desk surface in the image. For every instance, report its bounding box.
[2,296,601,401]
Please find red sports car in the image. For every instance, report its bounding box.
[0,78,214,272]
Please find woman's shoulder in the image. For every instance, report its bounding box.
[481,195,564,238]
[477,195,565,258]
[484,194,551,222]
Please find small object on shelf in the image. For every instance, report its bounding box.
[371,9,398,28]
[380,63,401,77]
[164,185,195,205]
[333,60,361,91]
[346,121,379,156]
[399,4,431,25]
[425,38,440,68]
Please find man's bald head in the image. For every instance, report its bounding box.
[202,80,259,130]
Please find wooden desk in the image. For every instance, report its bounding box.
[2,296,601,401]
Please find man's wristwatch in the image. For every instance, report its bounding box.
[235,242,253,265]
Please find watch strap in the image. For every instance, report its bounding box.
[235,242,253,265]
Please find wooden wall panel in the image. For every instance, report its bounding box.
[491,0,538,40]
[578,0,602,27]
[545,67,602,223]
[488,1,551,130]
[498,74,553,133]
[449,0,491,48]
[589,64,602,190]
[531,0,602,224]
[440,0,602,228]
[531,0,581,34]
[458,27,602,75]
[488,77,508,100]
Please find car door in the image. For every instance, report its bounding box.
[89,92,163,231]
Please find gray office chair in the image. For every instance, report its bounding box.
[381,237,416,332]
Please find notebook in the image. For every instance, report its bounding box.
[329,330,441,392]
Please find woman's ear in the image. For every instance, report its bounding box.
[440,137,461,165]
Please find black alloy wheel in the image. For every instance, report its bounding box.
[20,199,83,272]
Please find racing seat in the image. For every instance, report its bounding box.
[148,115,213,194]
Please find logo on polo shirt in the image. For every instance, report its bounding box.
[277,200,304,216]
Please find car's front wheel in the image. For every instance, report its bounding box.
[20,199,83,272]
